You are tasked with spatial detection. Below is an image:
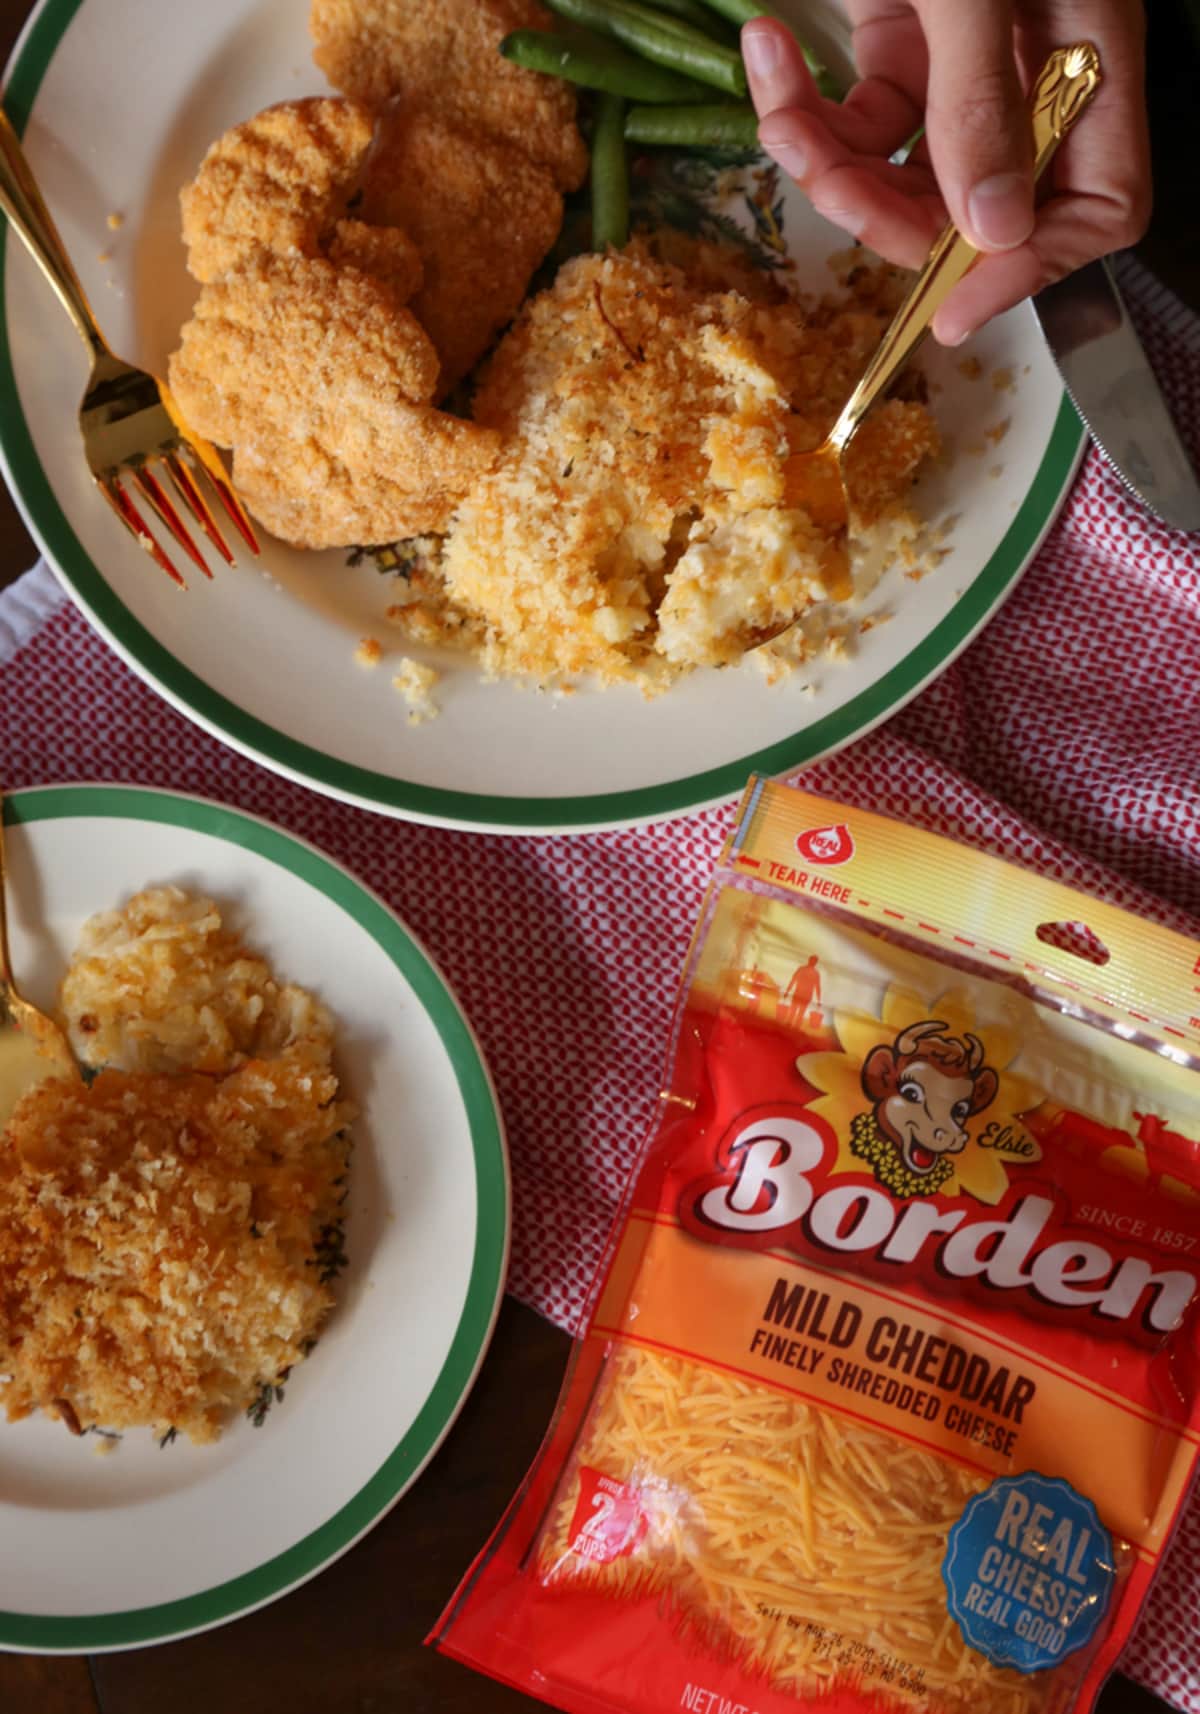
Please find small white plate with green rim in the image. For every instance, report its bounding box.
[0,783,508,1653]
[0,0,1084,835]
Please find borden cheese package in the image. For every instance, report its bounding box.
[434,780,1200,1714]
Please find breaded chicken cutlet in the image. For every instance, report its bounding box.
[311,0,585,390]
[310,0,587,191]
[169,97,500,547]
[180,96,425,303]
[361,107,563,392]
[170,256,499,547]
[183,98,376,282]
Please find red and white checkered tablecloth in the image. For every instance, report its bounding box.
[1,251,1198,1706]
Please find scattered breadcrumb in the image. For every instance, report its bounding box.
[824,247,865,284]
[2,888,354,1445]
[986,419,1011,446]
[393,657,440,723]
[957,356,983,380]
[991,366,1015,392]
[355,636,383,668]
[106,211,124,231]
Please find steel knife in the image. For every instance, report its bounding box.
[1032,256,1200,532]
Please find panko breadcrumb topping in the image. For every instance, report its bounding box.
[1,889,354,1444]
[61,886,329,1075]
[383,237,940,690]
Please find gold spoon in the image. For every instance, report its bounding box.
[0,792,79,1135]
[764,42,1102,639]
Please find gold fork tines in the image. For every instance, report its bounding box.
[0,106,259,588]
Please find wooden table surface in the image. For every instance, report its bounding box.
[0,2,1196,1712]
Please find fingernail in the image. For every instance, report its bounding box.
[966,173,1034,252]
[742,21,784,85]
[761,134,808,181]
[813,200,868,239]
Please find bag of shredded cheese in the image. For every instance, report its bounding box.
[434,779,1200,1714]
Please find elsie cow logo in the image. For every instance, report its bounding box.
[796,822,855,866]
[850,1020,998,1199]
[796,986,1044,1206]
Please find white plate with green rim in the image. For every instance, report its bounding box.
[0,783,509,1653]
[0,0,1084,835]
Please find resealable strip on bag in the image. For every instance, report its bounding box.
[433,777,1200,1714]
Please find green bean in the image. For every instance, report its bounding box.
[625,101,760,148]
[641,0,736,34]
[591,93,630,249]
[694,0,768,21]
[692,0,845,98]
[501,28,715,101]
[617,0,750,82]
[543,0,747,96]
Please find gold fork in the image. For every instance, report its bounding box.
[0,106,259,587]
[0,793,78,1137]
[770,43,1102,636]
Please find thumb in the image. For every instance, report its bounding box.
[919,0,1034,254]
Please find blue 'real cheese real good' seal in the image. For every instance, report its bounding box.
[942,1473,1116,1674]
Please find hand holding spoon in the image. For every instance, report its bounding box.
[760,43,1102,645]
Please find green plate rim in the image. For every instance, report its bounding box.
[0,782,509,1652]
[0,0,1085,833]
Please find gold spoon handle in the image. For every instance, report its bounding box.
[0,105,107,359]
[827,42,1102,456]
[0,793,79,1091]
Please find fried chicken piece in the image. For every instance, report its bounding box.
[326,217,424,303]
[361,107,563,393]
[233,407,499,546]
[310,0,587,191]
[168,256,498,548]
[181,97,376,284]
[171,255,440,433]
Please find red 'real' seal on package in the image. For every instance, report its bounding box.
[796,822,855,866]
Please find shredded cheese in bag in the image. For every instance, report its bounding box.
[540,1349,1058,1714]
[434,780,1200,1714]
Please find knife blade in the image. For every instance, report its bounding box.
[1032,257,1200,532]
